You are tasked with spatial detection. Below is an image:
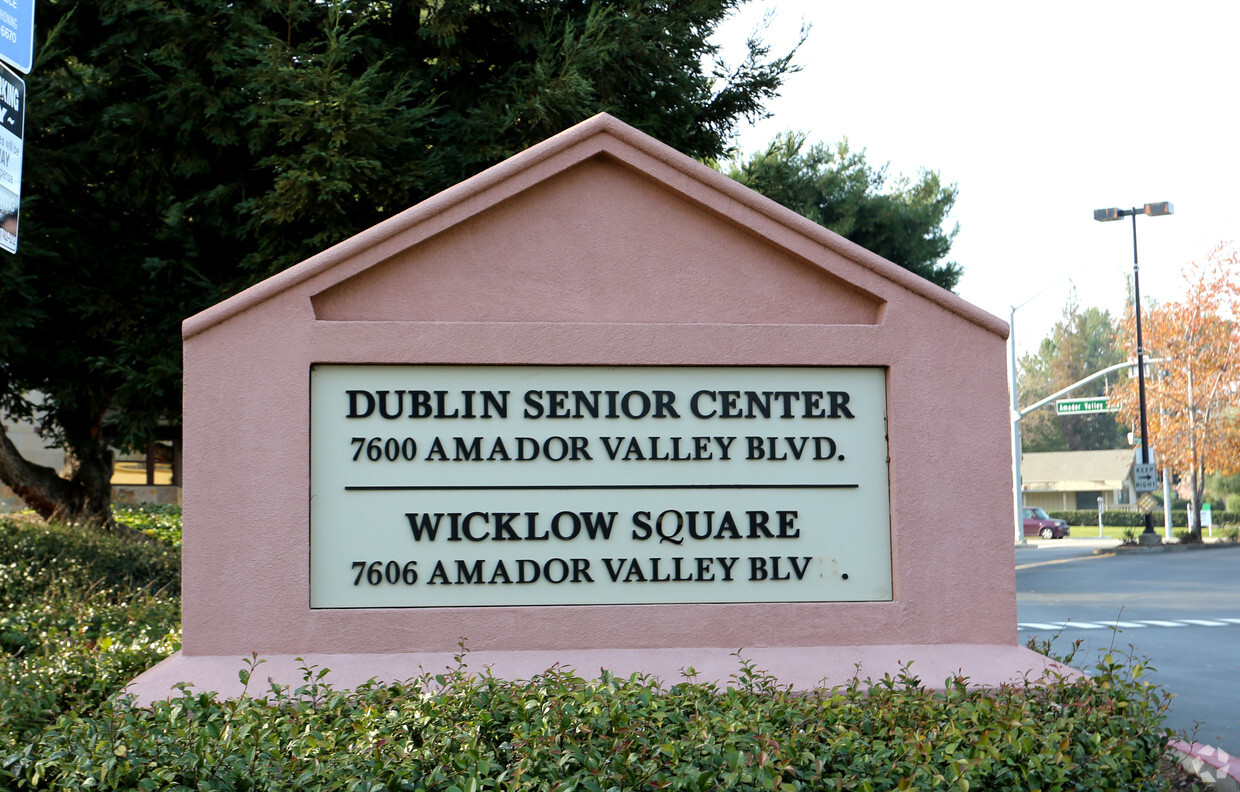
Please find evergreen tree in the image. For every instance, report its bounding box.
[1018,295,1128,452]
[725,132,961,290]
[0,0,799,527]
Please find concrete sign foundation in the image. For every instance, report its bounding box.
[129,115,1064,702]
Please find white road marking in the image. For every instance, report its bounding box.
[1019,617,1240,631]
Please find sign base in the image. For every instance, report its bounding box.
[126,644,1075,705]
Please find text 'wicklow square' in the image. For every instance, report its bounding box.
[128,114,1064,703]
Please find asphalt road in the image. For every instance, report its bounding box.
[1016,540,1240,758]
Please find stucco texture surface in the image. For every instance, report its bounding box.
[147,115,1040,701]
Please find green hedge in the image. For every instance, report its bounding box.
[114,504,184,549]
[1048,509,1239,528]
[0,516,181,750]
[5,651,1173,792]
[1,511,1176,791]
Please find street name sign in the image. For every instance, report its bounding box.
[1055,397,1113,415]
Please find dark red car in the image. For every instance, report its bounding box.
[1022,507,1070,539]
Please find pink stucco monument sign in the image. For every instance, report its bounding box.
[129,115,1063,703]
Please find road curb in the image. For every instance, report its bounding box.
[1102,542,1240,556]
[1168,740,1240,791]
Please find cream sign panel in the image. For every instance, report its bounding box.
[309,365,892,608]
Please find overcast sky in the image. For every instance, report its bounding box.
[715,0,1238,357]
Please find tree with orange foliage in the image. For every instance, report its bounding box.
[1112,243,1240,536]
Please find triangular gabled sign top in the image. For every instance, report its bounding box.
[310,154,885,325]
[184,114,1005,339]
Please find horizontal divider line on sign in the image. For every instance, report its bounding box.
[343,483,861,491]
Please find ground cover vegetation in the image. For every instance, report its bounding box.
[0,512,181,757]
[1,507,1183,790]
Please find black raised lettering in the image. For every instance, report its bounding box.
[455,559,485,584]
[426,560,450,584]
[347,390,376,418]
[829,391,855,419]
[406,513,443,541]
[376,390,405,419]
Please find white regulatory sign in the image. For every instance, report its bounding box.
[1133,463,1158,493]
[0,61,22,253]
[309,365,893,608]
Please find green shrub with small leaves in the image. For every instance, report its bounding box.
[0,516,181,756]
[1049,508,1240,529]
[113,504,184,549]
[1,513,1174,791]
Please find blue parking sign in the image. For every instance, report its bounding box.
[0,0,34,75]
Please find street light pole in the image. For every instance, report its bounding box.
[1008,280,1067,546]
[1094,202,1173,543]
[1010,304,1024,546]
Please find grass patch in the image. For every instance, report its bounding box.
[1069,523,1150,541]
[1065,523,1236,542]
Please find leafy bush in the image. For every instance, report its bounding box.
[1047,509,1240,529]
[4,649,1173,791]
[0,513,1174,791]
[113,504,183,549]
[0,517,181,754]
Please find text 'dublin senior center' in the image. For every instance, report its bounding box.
[309,366,893,608]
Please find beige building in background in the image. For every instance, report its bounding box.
[2,394,181,511]
[1021,449,1138,512]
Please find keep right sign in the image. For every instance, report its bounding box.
[1134,463,1158,492]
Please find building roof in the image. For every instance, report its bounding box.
[1021,449,1135,492]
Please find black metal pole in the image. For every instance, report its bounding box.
[1130,209,1156,537]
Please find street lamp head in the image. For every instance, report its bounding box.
[1094,203,1173,222]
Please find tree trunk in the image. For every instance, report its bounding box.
[1189,465,1204,540]
[1188,367,1203,539]
[0,422,146,539]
